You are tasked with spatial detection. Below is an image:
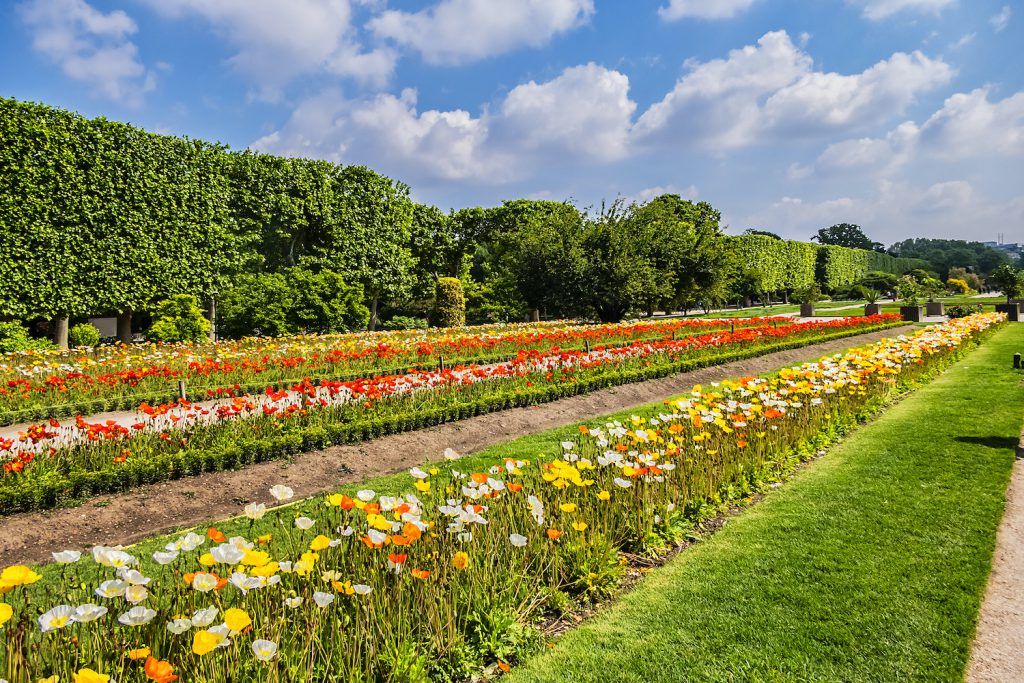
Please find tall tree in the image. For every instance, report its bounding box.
[812,223,880,251]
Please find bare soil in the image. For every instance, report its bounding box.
[967,455,1024,682]
[0,326,910,566]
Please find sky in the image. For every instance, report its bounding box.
[1,0,1022,246]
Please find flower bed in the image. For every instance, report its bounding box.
[0,317,901,513]
[0,313,998,683]
[0,318,770,425]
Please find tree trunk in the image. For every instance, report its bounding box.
[117,312,133,344]
[530,309,540,322]
[53,316,69,350]
[782,291,789,304]
[369,298,379,331]
[206,299,217,343]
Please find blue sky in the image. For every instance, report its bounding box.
[1,0,1022,245]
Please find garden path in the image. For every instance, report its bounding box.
[0,326,910,565]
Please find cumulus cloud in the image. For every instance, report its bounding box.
[991,5,1012,32]
[848,0,956,21]
[630,185,700,203]
[658,0,759,21]
[813,87,1024,175]
[253,63,634,185]
[142,0,395,98]
[369,0,593,65]
[632,31,952,150]
[17,0,155,103]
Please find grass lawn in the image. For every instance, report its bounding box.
[506,323,1024,683]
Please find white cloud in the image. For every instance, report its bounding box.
[143,0,395,99]
[18,0,155,103]
[632,31,952,150]
[991,5,1012,32]
[631,185,700,203]
[369,0,593,65]
[253,63,635,184]
[849,0,956,21]
[815,88,1024,174]
[658,0,759,21]
[948,32,975,50]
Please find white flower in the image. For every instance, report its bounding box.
[118,606,157,626]
[52,550,81,564]
[125,585,149,604]
[244,501,267,519]
[509,534,528,548]
[167,618,193,634]
[95,579,127,599]
[191,605,218,628]
[211,544,246,565]
[152,550,179,565]
[252,639,279,662]
[191,573,219,592]
[176,532,205,552]
[560,441,575,451]
[356,489,375,502]
[269,484,294,502]
[443,447,460,460]
[409,466,428,479]
[352,584,372,595]
[38,605,74,632]
[613,477,632,488]
[313,591,335,607]
[72,603,107,623]
[284,596,303,609]
[294,516,315,531]
[118,568,151,586]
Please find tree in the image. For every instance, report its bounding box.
[889,238,1010,276]
[743,228,783,240]
[434,277,466,327]
[989,264,1024,303]
[812,224,880,251]
[147,295,211,343]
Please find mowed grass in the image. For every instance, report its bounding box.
[507,323,1024,683]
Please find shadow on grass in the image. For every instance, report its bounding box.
[954,435,1020,450]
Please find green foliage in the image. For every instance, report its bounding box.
[889,237,1010,276]
[895,276,924,306]
[817,245,869,291]
[218,269,368,338]
[865,250,931,275]
[434,277,467,327]
[812,223,880,251]
[0,321,53,353]
[947,303,984,319]
[947,278,971,295]
[381,316,429,331]
[68,323,101,348]
[147,294,211,343]
[989,264,1024,301]
[793,283,823,304]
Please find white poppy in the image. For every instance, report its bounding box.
[71,603,108,623]
[269,484,294,502]
[38,605,75,632]
[252,639,279,662]
[52,550,81,564]
[118,606,157,626]
[313,591,335,607]
[509,533,528,548]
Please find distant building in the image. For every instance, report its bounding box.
[984,240,1023,261]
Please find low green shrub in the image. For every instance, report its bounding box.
[68,323,101,348]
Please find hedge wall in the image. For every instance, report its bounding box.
[0,97,413,325]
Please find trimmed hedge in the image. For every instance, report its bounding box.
[0,319,904,514]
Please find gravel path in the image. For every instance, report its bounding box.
[0,326,910,566]
[967,453,1024,682]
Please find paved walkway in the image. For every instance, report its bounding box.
[967,451,1024,681]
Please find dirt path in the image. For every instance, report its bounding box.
[967,455,1024,681]
[0,326,910,566]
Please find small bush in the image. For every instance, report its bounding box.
[381,315,429,331]
[69,323,101,348]
[435,277,466,327]
[947,304,984,319]
[147,294,211,343]
[0,321,54,353]
[947,278,971,295]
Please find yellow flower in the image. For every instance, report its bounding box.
[250,562,279,578]
[326,493,344,507]
[428,467,439,475]
[452,552,470,571]
[127,647,150,660]
[572,521,588,532]
[596,490,611,501]
[199,553,216,567]
[414,480,431,493]
[37,676,59,683]
[0,565,42,593]
[0,602,12,627]
[192,629,227,655]
[73,670,109,683]
[559,503,577,513]
[241,550,270,567]
[367,514,392,531]
[309,535,331,552]
[224,607,252,632]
